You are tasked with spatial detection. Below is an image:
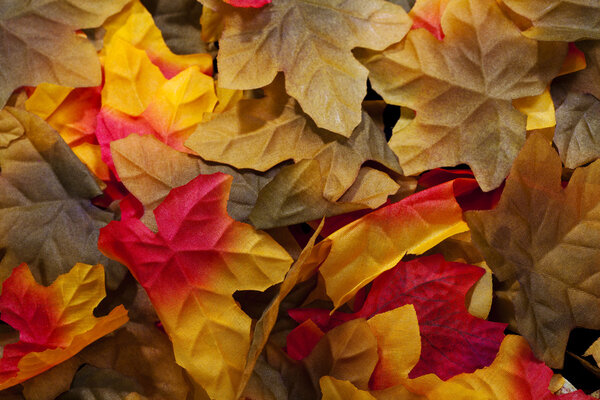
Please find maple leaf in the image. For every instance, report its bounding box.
[0,0,128,108]
[315,180,468,309]
[110,134,278,229]
[357,0,567,191]
[199,0,412,136]
[502,0,600,41]
[559,41,600,101]
[102,0,212,79]
[290,255,506,381]
[303,319,379,390]
[553,90,600,169]
[249,160,402,229]
[0,263,128,390]
[465,133,600,368]
[98,173,293,399]
[186,80,402,202]
[0,108,125,290]
[409,0,449,40]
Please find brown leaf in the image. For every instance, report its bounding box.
[465,133,600,368]
[0,108,125,290]
[502,0,600,41]
[186,81,402,201]
[303,319,379,390]
[199,0,412,135]
[0,0,128,108]
[357,0,567,191]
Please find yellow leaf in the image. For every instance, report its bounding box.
[0,263,128,390]
[102,38,167,116]
[367,305,420,389]
[320,376,377,400]
[103,0,212,77]
[318,180,468,309]
[513,87,556,131]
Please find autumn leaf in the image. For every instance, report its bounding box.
[465,133,600,368]
[316,179,468,309]
[290,255,506,381]
[559,41,600,101]
[320,376,376,400]
[199,0,412,135]
[303,319,379,390]
[186,80,402,202]
[102,0,212,78]
[553,90,600,169]
[0,108,125,290]
[357,0,567,191]
[0,0,128,108]
[409,0,449,40]
[0,263,128,390]
[98,173,293,399]
[249,160,403,229]
[110,134,278,229]
[501,0,600,41]
[56,365,144,400]
[394,335,592,400]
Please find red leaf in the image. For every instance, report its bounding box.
[288,254,506,381]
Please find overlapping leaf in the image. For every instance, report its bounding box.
[98,173,293,399]
[110,134,278,229]
[200,0,412,135]
[316,180,468,309]
[0,263,128,390]
[0,0,128,108]
[502,0,600,41]
[186,80,402,201]
[0,108,125,289]
[357,0,567,191]
[466,133,600,368]
[553,90,600,169]
[290,255,506,381]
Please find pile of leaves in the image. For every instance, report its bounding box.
[1,0,600,398]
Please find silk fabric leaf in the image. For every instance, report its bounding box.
[357,0,567,191]
[502,0,600,41]
[465,133,600,368]
[223,0,271,7]
[317,180,467,309]
[367,305,421,389]
[102,0,212,78]
[303,319,379,390]
[562,41,600,101]
[56,365,144,400]
[290,255,506,381]
[0,263,128,390]
[396,335,590,400]
[110,134,277,229]
[0,0,128,108]
[200,0,412,136]
[0,108,125,290]
[98,173,292,400]
[186,83,402,202]
[249,160,401,229]
[553,91,600,169]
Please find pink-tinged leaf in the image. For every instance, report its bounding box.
[289,254,506,381]
[224,0,271,7]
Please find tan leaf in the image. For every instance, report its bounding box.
[502,0,600,41]
[0,0,128,108]
[465,133,600,368]
[199,0,412,135]
[303,319,379,390]
[357,0,566,191]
